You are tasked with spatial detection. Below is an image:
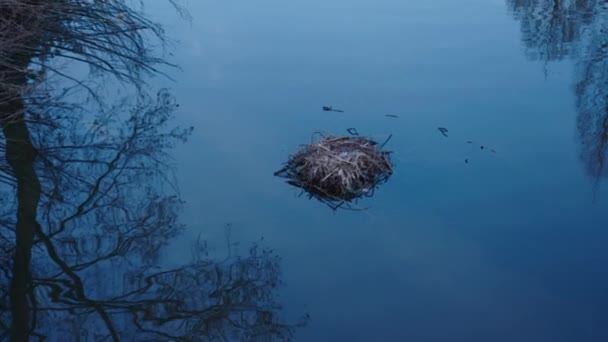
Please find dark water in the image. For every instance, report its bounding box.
[3,0,608,341]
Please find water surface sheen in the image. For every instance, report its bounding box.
[160,0,608,341]
[7,0,608,342]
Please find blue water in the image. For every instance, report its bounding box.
[125,1,607,341]
[3,0,608,341]
[147,0,608,340]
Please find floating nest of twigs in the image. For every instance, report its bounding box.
[274,133,393,210]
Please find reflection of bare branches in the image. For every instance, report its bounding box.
[113,242,303,341]
[1,1,307,339]
[506,0,599,61]
[508,1,608,188]
[574,12,608,184]
[0,91,306,340]
[0,0,185,94]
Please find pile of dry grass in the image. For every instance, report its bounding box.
[274,133,393,210]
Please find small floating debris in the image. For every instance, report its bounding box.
[440,132,498,161]
[380,134,392,148]
[466,140,496,153]
[385,114,399,118]
[322,106,344,113]
[274,133,393,210]
[346,128,359,136]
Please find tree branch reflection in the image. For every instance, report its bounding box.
[508,0,608,187]
[507,0,598,61]
[0,91,307,340]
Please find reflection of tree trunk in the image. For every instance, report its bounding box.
[1,97,41,341]
[1,3,43,339]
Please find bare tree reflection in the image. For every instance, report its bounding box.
[1,1,307,340]
[507,0,598,61]
[574,12,608,186]
[0,2,186,340]
[508,0,608,188]
[0,91,307,340]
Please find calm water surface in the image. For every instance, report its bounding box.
[3,0,608,341]
[151,0,608,340]
[152,0,608,341]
